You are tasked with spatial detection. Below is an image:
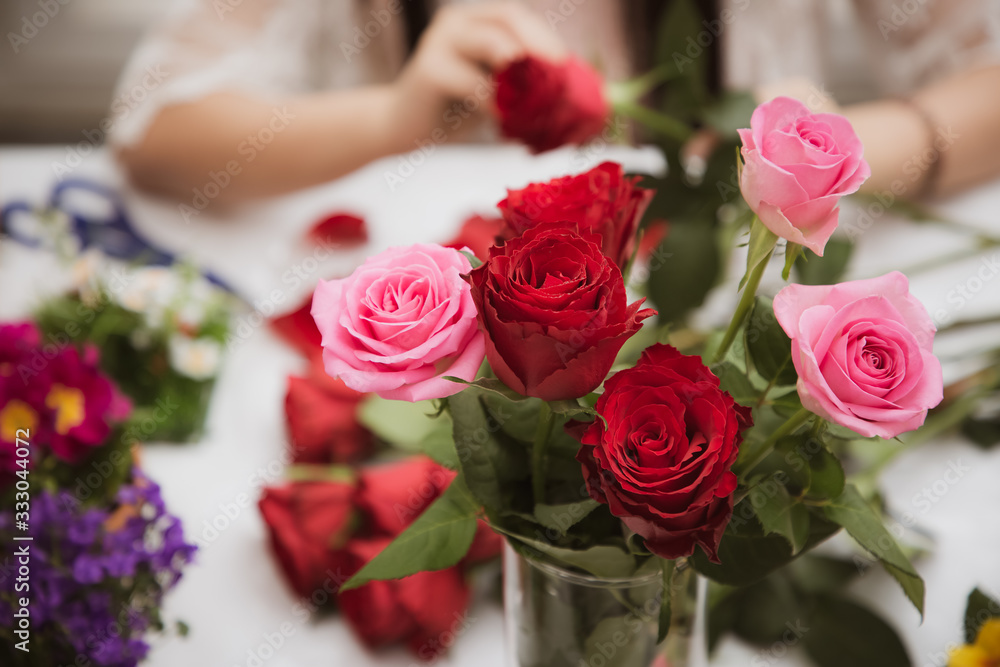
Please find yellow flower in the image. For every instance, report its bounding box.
[950,620,1000,667]
[46,383,86,435]
[0,400,38,443]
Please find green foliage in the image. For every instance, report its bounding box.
[804,596,911,667]
[708,555,912,667]
[964,587,1000,643]
[34,293,219,443]
[358,396,440,449]
[691,505,840,586]
[822,485,924,616]
[646,219,720,324]
[745,297,797,386]
[793,237,854,285]
[340,474,480,590]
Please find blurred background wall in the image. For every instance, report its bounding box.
[0,0,165,143]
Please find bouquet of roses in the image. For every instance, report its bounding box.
[0,322,196,667]
[308,99,943,666]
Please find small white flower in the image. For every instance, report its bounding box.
[117,266,182,314]
[167,334,222,380]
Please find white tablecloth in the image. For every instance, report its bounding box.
[1,144,999,667]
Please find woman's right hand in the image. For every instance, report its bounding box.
[387,2,566,148]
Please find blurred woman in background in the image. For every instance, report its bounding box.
[112,0,1000,203]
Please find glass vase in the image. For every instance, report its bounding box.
[503,542,701,667]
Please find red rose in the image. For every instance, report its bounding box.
[496,55,609,153]
[271,296,323,360]
[575,344,752,562]
[356,456,456,535]
[285,358,373,464]
[338,537,471,659]
[356,456,501,560]
[308,212,367,247]
[498,162,655,268]
[467,222,655,401]
[258,480,356,597]
[445,213,508,262]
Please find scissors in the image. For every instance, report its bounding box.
[0,178,246,302]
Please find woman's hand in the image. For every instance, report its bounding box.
[387,2,566,148]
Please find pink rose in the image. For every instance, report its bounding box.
[312,245,485,402]
[738,97,870,256]
[774,272,943,438]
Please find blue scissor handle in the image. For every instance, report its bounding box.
[0,201,44,247]
[3,178,247,303]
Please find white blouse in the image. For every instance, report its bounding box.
[110,0,1000,148]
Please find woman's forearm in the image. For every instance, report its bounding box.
[845,65,1000,198]
[117,87,408,202]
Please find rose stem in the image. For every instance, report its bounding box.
[532,402,555,505]
[733,407,812,478]
[712,248,773,365]
[612,101,693,143]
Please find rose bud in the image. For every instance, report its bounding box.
[496,55,609,154]
[738,96,870,255]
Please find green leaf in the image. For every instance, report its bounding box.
[745,297,797,386]
[782,243,804,281]
[712,360,759,405]
[358,396,439,448]
[444,376,529,402]
[822,485,925,616]
[964,587,1000,643]
[647,219,720,324]
[701,91,757,137]
[794,237,853,286]
[548,399,598,420]
[691,507,840,586]
[449,387,530,512]
[534,500,600,534]
[458,249,483,268]
[340,474,480,590]
[803,596,911,667]
[787,555,861,595]
[739,218,778,292]
[658,560,675,643]
[417,414,460,469]
[803,443,845,501]
[510,535,639,579]
[750,477,809,555]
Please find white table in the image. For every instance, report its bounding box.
[2,144,999,667]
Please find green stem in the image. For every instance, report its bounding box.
[606,63,680,106]
[613,101,693,143]
[735,408,813,477]
[532,402,555,504]
[712,249,772,365]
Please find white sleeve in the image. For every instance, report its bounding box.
[108,0,325,149]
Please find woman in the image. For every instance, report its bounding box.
[112,0,1000,202]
